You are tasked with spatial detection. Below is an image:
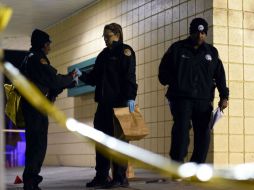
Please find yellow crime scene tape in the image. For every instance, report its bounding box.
[2,129,25,133]
[0,5,12,32]
[1,4,254,190]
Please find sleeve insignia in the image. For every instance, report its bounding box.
[40,58,48,65]
[124,49,132,56]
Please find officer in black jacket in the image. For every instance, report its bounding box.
[159,18,229,163]
[78,23,137,188]
[21,29,77,190]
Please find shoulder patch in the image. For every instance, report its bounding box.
[40,58,48,65]
[124,49,132,56]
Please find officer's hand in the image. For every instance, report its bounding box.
[127,100,135,113]
[218,99,228,111]
[74,68,82,77]
[69,69,78,78]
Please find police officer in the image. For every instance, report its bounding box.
[21,29,78,190]
[78,23,137,188]
[158,18,229,163]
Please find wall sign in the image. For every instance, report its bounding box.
[67,57,96,97]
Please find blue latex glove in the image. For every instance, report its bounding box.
[127,100,135,113]
[75,68,82,77]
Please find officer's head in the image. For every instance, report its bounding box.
[189,18,208,46]
[103,23,123,48]
[31,29,51,55]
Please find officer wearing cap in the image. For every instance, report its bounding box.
[158,18,229,163]
[21,29,78,190]
[78,23,137,188]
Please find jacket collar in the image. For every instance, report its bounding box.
[184,37,209,52]
[29,47,50,64]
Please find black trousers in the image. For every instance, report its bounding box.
[94,103,128,181]
[22,100,48,185]
[169,98,213,163]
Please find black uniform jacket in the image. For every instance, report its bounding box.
[159,37,229,101]
[21,49,75,101]
[79,41,138,106]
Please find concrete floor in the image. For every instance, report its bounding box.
[6,167,216,190]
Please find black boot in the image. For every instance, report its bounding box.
[105,177,129,188]
[23,181,41,190]
[86,176,112,188]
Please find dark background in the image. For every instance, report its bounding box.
[3,49,28,83]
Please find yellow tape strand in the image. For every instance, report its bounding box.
[0,5,12,31]
[2,129,25,133]
[1,62,254,190]
[1,5,254,190]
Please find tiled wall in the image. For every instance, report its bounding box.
[2,36,30,50]
[44,0,252,167]
[212,0,254,165]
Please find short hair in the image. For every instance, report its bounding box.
[104,23,123,42]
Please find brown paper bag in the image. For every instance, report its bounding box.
[113,105,149,141]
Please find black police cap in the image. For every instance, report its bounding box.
[189,18,208,35]
[31,29,51,48]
